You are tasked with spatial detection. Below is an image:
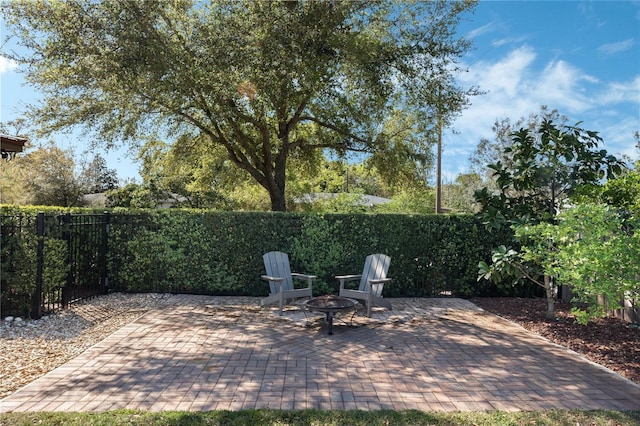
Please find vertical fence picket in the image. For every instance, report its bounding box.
[102,212,110,292]
[61,213,72,309]
[32,212,45,320]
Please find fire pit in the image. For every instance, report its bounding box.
[304,295,358,335]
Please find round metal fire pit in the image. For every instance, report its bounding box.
[304,295,358,335]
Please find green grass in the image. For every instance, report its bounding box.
[0,409,639,426]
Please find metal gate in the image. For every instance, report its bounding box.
[0,212,109,319]
[58,213,109,309]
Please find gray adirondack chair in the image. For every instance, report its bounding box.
[261,251,315,315]
[337,253,392,317]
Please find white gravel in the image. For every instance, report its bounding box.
[0,292,174,399]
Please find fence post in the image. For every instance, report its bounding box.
[32,212,45,320]
[102,211,110,294]
[61,213,72,309]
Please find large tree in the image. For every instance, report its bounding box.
[79,154,119,193]
[2,0,477,211]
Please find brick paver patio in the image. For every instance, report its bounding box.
[1,295,639,412]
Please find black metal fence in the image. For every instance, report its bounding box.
[0,212,109,319]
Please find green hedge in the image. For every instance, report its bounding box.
[103,210,519,297]
[2,207,527,315]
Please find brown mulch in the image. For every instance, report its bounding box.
[471,297,640,385]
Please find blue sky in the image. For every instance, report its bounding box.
[1,0,639,184]
[445,0,640,180]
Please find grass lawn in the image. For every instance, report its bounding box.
[0,409,639,425]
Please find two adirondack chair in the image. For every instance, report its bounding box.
[261,251,392,318]
[261,251,315,315]
[337,253,392,317]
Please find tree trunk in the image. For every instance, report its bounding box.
[269,189,287,212]
[544,274,555,320]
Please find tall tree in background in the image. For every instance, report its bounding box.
[79,154,119,193]
[3,0,478,211]
[0,120,119,206]
[474,119,624,228]
[0,142,83,206]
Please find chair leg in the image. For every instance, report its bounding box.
[278,283,284,316]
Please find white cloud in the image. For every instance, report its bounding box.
[460,46,536,98]
[599,76,640,105]
[491,36,528,48]
[597,39,636,56]
[0,56,18,74]
[465,21,495,39]
[452,46,543,145]
[443,46,621,171]
[536,60,593,113]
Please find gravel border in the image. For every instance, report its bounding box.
[0,293,174,399]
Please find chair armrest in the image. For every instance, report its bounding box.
[261,275,284,282]
[369,278,391,285]
[291,273,317,280]
[335,274,362,282]
[337,274,362,292]
[291,273,315,289]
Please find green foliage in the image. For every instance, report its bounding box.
[375,190,436,214]
[134,137,441,213]
[469,106,568,182]
[442,173,483,213]
[0,207,70,317]
[478,245,525,286]
[0,143,83,207]
[107,211,295,296]
[289,215,351,295]
[482,203,640,323]
[0,141,119,207]
[0,215,38,316]
[3,207,517,309]
[475,119,625,227]
[105,183,157,209]
[41,238,68,295]
[579,169,640,215]
[474,117,627,318]
[135,136,245,209]
[3,0,478,211]
[550,204,640,323]
[78,154,119,194]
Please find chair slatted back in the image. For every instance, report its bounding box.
[263,251,294,294]
[359,253,391,297]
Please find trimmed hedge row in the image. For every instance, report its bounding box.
[101,210,522,297]
[1,207,536,317]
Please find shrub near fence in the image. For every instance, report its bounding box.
[104,210,519,297]
[107,211,294,296]
[293,213,529,298]
[2,206,526,318]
